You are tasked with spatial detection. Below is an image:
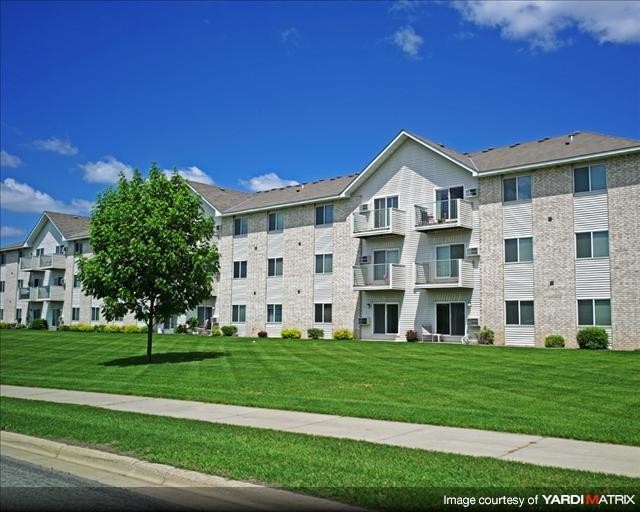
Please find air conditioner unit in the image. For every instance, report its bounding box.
[358,317,369,325]
[359,255,370,264]
[214,225,221,235]
[467,247,480,257]
[465,188,478,198]
[359,204,369,213]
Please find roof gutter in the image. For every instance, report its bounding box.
[478,146,640,177]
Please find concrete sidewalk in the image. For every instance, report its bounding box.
[2,384,639,478]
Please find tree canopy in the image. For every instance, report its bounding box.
[78,165,219,361]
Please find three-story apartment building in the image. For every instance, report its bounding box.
[1,130,638,349]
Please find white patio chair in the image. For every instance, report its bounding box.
[421,324,442,343]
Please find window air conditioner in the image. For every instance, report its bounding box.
[358,317,369,325]
[467,247,480,257]
[359,204,369,213]
[465,188,478,198]
[359,255,370,264]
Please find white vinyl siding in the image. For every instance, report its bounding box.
[575,258,611,299]
[504,263,534,300]
[505,326,535,347]
[503,202,533,238]
[573,192,609,232]
[313,274,332,303]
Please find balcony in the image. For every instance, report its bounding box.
[415,259,474,289]
[20,254,66,271]
[414,199,473,231]
[26,285,65,301]
[353,208,406,238]
[353,263,406,290]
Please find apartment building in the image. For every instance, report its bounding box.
[1,130,639,349]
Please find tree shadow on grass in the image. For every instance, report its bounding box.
[100,351,230,367]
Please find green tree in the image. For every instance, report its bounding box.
[79,165,218,361]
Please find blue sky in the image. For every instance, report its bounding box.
[1,0,639,245]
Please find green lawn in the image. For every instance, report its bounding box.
[1,330,638,445]
[2,397,637,511]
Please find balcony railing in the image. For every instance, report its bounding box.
[20,253,66,270]
[415,259,474,288]
[353,263,406,290]
[414,199,473,231]
[25,285,65,301]
[353,208,406,237]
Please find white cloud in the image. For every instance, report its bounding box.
[79,156,133,184]
[240,173,299,192]
[389,0,420,16]
[453,1,640,51]
[164,166,214,185]
[391,25,424,58]
[281,27,301,45]
[32,136,79,156]
[0,178,92,215]
[0,225,24,238]
[1,149,22,168]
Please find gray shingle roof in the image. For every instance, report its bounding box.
[0,241,25,252]
[223,173,358,214]
[45,211,90,240]
[187,181,253,212]
[409,133,478,170]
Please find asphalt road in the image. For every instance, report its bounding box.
[0,455,186,511]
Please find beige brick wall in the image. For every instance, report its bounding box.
[216,217,234,326]
[1,250,20,322]
[608,153,640,350]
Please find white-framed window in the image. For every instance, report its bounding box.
[0,281,5,292]
[574,164,607,193]
[233,261,247,279]
[232,305,246,323]
[315,254,333,274]
[115,315,124,321]
[54,276,64,286]
[16,308,22,323]
[373,303,399,334]
[505,300,535,325]
[267,304,282,323]
[314,303,332,323]
[74,242,84,254]
[1,253,6,265]
[72,308,80,321]
[17,279,23,289]
[504,237,533,263]
[372,195,399,228]
[576,231,609,259]
[73,275,81,288]
[35,248,44,256]
[503,175,532,202]
[577,299,611,326]
[268,212,284,232]
[91,307,100,322]
[315,204,334,226]
[267,257,283,277]
[55,245,64,254]
[233,217,248,236]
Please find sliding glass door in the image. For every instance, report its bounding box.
[373,304,399,334]
[436,302,466,336]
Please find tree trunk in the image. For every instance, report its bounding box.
[146,301,154,362]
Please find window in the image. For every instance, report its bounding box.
[574,164,607,193]
[578,299,611,326]
[54,276,64,286]
[35,248,44,256]
[315,254,333,274]
[16,308,22,323]
[267,257,283,277]
[434,187,464,221]
[74,242,84,254]
[72,308,80,321]
[503,175,532,202]
[435,244,465,278]
[73,275,81,288]
[91,307,100,321]
[0,281,5,292]
[373,196,399,227]
[268,212,284,232]
[504,237,533,263]
[1,253,5,265]
[0,309,3,320]
[197,306,213,327]
[267,304,282,323]
[55,245,64,254]
[576,231,609,258]
[233,217,248,236]
[505,301,535,325]
[232,305,246,323]
[314,303,332,323]
[233,261,247,279]
[17,279,23,289]
[115,315,124,321]
[315,204,334,226]
[163,315,177,329]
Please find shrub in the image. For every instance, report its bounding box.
[545,334,565,348]
[406,330,418,342]
[577,327,609,350]
[257,330,268,338]
[281,328,301,339]
[15,323,26,329]
[28,318,48,330]
[104,324,124,333]
[58,325,70,331]
[221,325,238,337]
[0,322,11,329]
[479,326,494,345]
[333,328,354,340]
[123,324,145,334]
[211,327,223,337]
[93,324,107,332]
[78,324,96,332]
[186,317,199,330]
[307,328,324,339]
[175,324,188,334]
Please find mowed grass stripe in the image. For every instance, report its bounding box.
[1,330,638,445]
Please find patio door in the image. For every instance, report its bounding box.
[435,186,464,221]
[435,244,464,278]
[373,304,399,334]
[436,302,466,336]
[373,249,399,281]
[51,308,61,327]
[373,196,398,228]
[197,306,213,327]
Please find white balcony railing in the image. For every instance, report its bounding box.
[353,263,406,290]
[353,208,406,237]
[20,253,66,270]
[26,285,65,301]
[415,259,474,288]
[414,199,473,231]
